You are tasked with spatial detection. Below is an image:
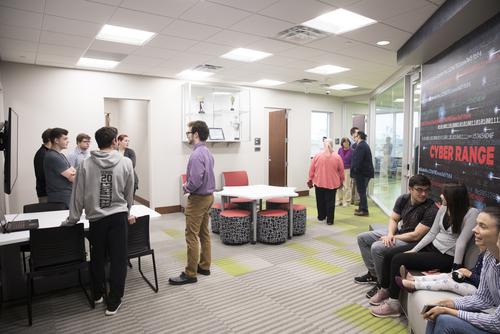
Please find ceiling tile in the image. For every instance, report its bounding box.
[318,0,359,6]
[0,24,40,42]
[279,46,327,59]
[40,31,93,49]
[345,0,429,22]
[206,30,261,47]
[342,23,411,50]
[132,46,178,59]
[87,0,123,5]
[0,0,44,12]
[229,14,294,37]
[259,54,296,66]
[147,34,198,51]
[0,37,38,52]
[38,43,86,58]
[383,4,438,33]
[161,20,221,41]
[207,0,280,12]
[180,2,251,28]
[0,49,36,63]
[89,40,139,55]
[36,53,80,66]
[259,0,335,24]
[164,52,212,65]
[43,15,102,37]
[245,38,295,53]
[0,7,43,29]
[120,55,164,67]
[186,42,233,56]
[120,0,198,18]
[108,8,173,32]
[45,0,116,23]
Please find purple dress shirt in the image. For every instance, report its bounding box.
[184,142,215,195]
[338,147,352,169]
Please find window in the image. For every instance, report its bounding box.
[310,111,330,156]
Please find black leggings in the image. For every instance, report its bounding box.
[314,186,337,224]
[384,244,454,299]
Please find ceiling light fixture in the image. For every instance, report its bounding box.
[305,64,350,75]
[254,79,285,86]
[220,48,272,62]
[302,8,376,35]
[330,83,358,90]
[177,69,214,80]
[213,92,232,95]
[376,40,390,46]
[96,24,156,46]
[77,57,119,69]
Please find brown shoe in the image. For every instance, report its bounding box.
[354,211,369,216]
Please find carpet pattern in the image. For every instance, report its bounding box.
[0,196,408,333]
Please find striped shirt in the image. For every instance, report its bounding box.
[454,250,500,333]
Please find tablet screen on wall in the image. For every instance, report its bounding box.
[209,128,224,141]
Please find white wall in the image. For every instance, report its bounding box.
[0,62,343,212]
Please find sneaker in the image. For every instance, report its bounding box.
[365,285,379,298]
[369,288,389,306]
[354,272,377,285]
[105,302,122,316]
[354,211,369,217]
[94,297,103,304]
[370,301,401,318]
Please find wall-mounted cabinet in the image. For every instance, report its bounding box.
[182,83,250,142]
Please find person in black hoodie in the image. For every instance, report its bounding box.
[350,131,374,216]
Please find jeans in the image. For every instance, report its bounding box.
[426,314,491,334]
[315,186,337,224]
[355,176,370,212]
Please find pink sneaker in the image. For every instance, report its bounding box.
[370,301,401,318]
[369,288,389,306]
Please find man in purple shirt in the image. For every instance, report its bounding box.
[169,120,215,285]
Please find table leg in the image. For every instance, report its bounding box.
[221,196,227,211]
[252,201,257,244]
[288,198,293,239]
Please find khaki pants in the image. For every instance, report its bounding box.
[184,193,214,278]
[336,169,352,206]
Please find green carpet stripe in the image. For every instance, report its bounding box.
[214,258,253,276]
[299,257,344,275]
[332,248,363,263]
[172,249,187,261]
[314,236,347,247]
[163,228,184,238]
[335,304,407,334]
[286,242,319,256]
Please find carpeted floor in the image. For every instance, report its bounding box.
[0,196,409,333]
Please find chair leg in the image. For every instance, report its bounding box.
[151,251,159,293]
[22,252,27,273]
[26,276,32,326]
[78,268,94,309]
[137,254,158,293]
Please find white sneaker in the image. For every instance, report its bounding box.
[105,302,122,316]
[94,297,103,304]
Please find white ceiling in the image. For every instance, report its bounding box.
[0,0,443,96]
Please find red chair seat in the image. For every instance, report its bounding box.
[258,209,288,217]
[266,197,289,204]
[230,197,253,203]
[212,202,237,209]
[220,210,251,218]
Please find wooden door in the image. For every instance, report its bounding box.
[268,109,287,186]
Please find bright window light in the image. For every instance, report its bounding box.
[394,98,404,103]
[77,57,119,69]
[177,69,214,80]
[305,64,350,75]
[96,24,156,46]
[302,9,376,34]
[213,92,232,95]
[330,83,358,90]
[376,40,390,46]
[254,79,285,86]
[220,48,272,62]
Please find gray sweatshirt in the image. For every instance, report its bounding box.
[68,150,134,223]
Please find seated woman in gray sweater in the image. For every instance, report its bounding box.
[369,183,479,318]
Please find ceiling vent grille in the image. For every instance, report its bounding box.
[294,78,318,84]
[275,25,329,44]
[194,64,223,71]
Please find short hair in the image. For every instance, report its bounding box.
[357,131,367,140]
[41,128,52,144]
[481,206,500,232]
[350,127,359,135]
[76,133,91,144]
[117,134,128,142]
[49,128,68,144]
[189,120,209,141]
[340,137,351,147]
[408,174,431,188]
[95,127,118,149]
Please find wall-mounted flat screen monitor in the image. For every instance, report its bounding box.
[0,108,19,194]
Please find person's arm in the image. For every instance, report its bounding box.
[395,223,430,243]
[455,306,500,333]
[308,156,316,184]
[380,212,401,247]
[453,208,479,266]
[124,160,135,210]
[184,155,205,194]
[61,167,76,183]
[337,156,344,186]
[126,148,136,168]
[67,166,85,224]
[408,206,445,252]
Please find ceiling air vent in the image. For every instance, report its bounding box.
[294,78,318,84]
[194,64,223,71]
[275,25,329,44]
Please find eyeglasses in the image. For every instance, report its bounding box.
[412,187,430,194]
[185,131,192,137]
[82,140,91,143]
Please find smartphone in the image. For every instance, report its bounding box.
[421,304,438,314]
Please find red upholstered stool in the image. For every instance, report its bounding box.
[280,204,307,236]
[210,202,237,234]
[266,197,290,209]
[230,197,254,211]
[219,210,252,245]
[257,209,288,244]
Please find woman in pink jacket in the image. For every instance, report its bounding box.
[308,138,345,225]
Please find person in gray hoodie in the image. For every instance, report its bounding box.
[67,126,135,316]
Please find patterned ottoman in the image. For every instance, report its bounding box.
[210,202,237,234]
[280,204,307,236]
[257,209,288,244]
[219,210,252,245]
[266,197,290,210]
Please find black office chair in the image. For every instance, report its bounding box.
[26,224,94,326]
[21,202,68,272]
[127,215,159,293]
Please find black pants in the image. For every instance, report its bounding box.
[89,212,128,306]
[384,244,454,299]
[355,176,370,213]
[315,186,337,224]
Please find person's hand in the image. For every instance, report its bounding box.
[456,268,472,278]
[128,215,136,224]
[423,306,450,320]
[435,299,455,308]
[380,234,395,247]
[307,180,313,189]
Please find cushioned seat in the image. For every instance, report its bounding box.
[222,171,254,210]
[280,204,307,236]
[266,197,290,209]
[257,209,288,244]
[230,197,254,210]
[210,202,237,234]
[219,210,252,245]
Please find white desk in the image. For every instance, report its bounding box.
[215,185,298,243]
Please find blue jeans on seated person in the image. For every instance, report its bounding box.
[426,314,491,334]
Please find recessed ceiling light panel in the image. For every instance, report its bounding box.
[305,64,350,75]
[303,8,376,34]
[330,83,358,90]
[254,79,285,86]
[77,57,119,69]
[177,69,214,80]
[220,48,272,62]
[96,24,156,46]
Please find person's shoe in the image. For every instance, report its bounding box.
[354,211,369,216]
[354,272,377,285]
[105,301,122,316]
[395,276,416,293]
[197,266,210,276]
[365,285,379,298]
[326,221,334,225]
[343,203,350,207]
[369,288,389,306]
[370,301,401,318]
[94,296,104,304]
[169,272,197,285]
